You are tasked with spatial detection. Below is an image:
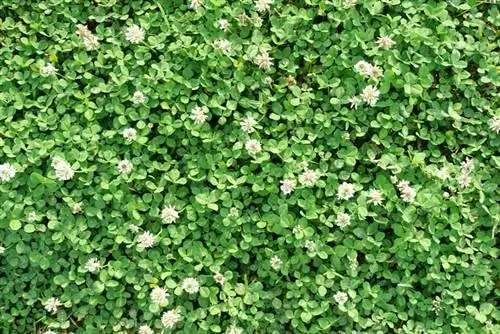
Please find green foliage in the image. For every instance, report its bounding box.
[0,0,499,333]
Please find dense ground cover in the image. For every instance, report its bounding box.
[0,0,499,333]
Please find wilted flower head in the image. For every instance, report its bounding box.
[44,297,62,314]
[338,182,356,200]
[270,255,282,270]
[368,189,383,205]
[336,213,351,229]
[333,291,348,305]
[376,35,395,49]
[85,258,101,273]
[41,63,58,76]
[161,309,181,329]
[489,116,500,134]
[137,231,155,248]
[182,277,200,294]
[254,0,273,12]
[190,105,210,125]
[0,163,16,182]
[161,205,179,224]
[299,168,320,187]
[237,13,250,25]
[280,179,297,195]
[132,91,145,104]
[125,24,145,44]
[138,325,154,334]
[255,51,274,71]
[361,85,380,106]
[123,128,138,142]
[151,287,169,305]
[240,116,258,133]
[245,139,262,155]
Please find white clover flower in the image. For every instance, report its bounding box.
[213,272,225,285]
[132,91,145,104]
[161,205,179,224]
[354,60,373,76]
[489,116,500,134]
[0,163,16,182]
[117,159,133,175]
[443,191,450,199]
[255,51,274,71]
[436,167,451,181]
[361,85,380,106]
[182,277,200,294]
[292,225,304,235]
[280,179,297,195]
[336,213,351,229]
[333,291,348,305]
[26,212,37,222]
[138,325,154,334]
[348,96,361,109]
[376,36,395,49]
[82,34,99,50]
[123,128,138,142]
[190,105,209,125]
[213,39,232,54]
[338,182,356,200]
[76,24,92,38]
[240,116,258,133]
[53,158,74,181]
[368,189,383,206]
[138,231,155,248]
[264,76,273,84]
[460,158,474,174]
[72,202,83,214]
[150,287,169,305]
[161,309,181,329]
[125,24,145,44]
[400,186,417,203]
[299,168,320,187]
[390,175,398,184]
[370,65,384,79]
[219,19,229,31]
[254,0,273,12]
[40,63,58,76]
[129,224,140,233]
[343,0,357,8]
[228,207,240,218]
[396,180,410,191]
[0,246,5,254]
[245,139,262,155]
[304,240,316,252]
[458,173,471,188]
[189,0,204,10]
[227,325,243,334]
[85,258,101,273]
[270,255,282,270]
[44,297,62,314]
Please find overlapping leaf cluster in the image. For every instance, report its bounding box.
[0,0,498,333]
